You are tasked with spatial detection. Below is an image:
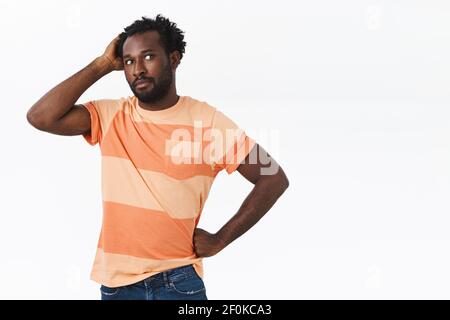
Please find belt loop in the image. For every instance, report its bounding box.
[162,271,170,288]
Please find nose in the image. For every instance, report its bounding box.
[133,59,147,78]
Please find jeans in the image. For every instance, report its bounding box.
[100,264,208,300]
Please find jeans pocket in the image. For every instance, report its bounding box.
[100,285,120,296]
[169,273,206,295]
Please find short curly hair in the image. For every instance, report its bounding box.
[117,14,186,60]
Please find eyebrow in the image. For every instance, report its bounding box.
[123,49,156,59]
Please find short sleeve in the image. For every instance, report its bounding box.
[80,99,121,146]
[210,110,256,175]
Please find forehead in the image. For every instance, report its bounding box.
[123,31,163,55]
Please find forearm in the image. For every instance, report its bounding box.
[27,56,112,127]
[215,174,289,249]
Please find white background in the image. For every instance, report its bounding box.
[1,0,450,299]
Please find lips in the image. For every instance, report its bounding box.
[134,79,152,89]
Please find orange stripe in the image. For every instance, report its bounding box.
[99,201,197,260]
[100,110,217,179]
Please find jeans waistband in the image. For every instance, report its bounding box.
[143,264,197,287]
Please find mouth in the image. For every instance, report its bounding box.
[134,79,153,90]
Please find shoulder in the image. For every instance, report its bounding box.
[183,96,217,113]
[181,96,219,124]
[86,97,129,111]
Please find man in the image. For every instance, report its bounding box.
[26,15,289,300]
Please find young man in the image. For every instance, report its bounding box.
[26,15,289,300]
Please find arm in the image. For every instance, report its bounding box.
[26,36,123,135]
[193,143,289,257]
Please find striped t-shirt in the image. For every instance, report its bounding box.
[81,95,256,287]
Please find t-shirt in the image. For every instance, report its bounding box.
[81,95,256,287]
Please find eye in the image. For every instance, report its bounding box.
[125,59,133,65]
[144,54,153,60]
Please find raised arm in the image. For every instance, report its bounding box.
[26,36,123,135]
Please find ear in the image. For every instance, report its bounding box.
[169,50,181,70]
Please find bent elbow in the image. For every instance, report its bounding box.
[26,110,41,129]
[26,110,49,131]
[279,175,289,194]
[277,167,289,191]
[282,176,289,190]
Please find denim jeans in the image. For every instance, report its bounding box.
[100,264,208,300]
